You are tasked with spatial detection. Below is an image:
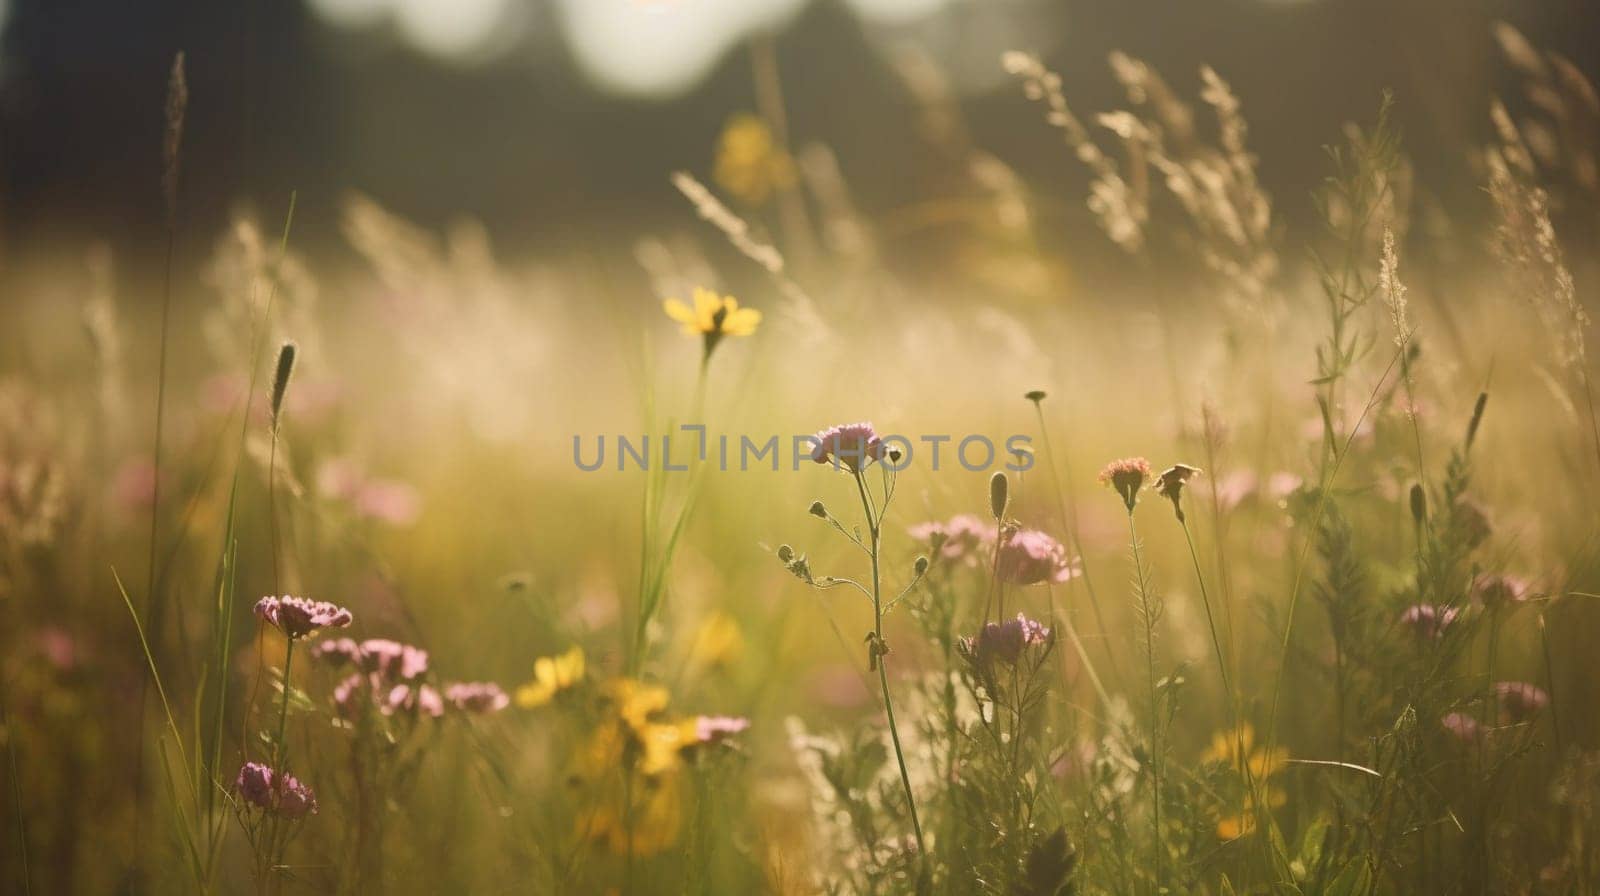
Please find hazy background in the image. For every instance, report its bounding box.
[0,0,1596,290]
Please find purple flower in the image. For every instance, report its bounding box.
[1495,681,1549,723]
[995,528,1078,586]
[961,613,1053,670]
[254,595,352,639]
[234,762,318,819]
[1399,604,1459,640]
[810,422,886,473]
[444,682,510,714]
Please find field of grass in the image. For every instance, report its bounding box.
[3,20,1600,895]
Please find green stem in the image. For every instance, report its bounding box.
[1180,517,1233,708]
[854,470,925,858]
[1128,511,1162,892]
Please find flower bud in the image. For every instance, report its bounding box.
[989,472,1009,520]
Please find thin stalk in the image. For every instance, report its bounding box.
[3,699,30,896]
[1127,511,1162,892]
[852,470,925,857]
[1030,399,1122,687]
[1179,517,1232,704]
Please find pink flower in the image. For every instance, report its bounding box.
[383,683,444,718]
[332,674,365,718]
[36,626,78,671]
[1267,472,1304,501]
[254,595,353,639]
[313,637,428,681]
[317,458,422,526]
[1399,604,1459,640]
[1440,712,1483,745]
[693,715,751,744]
[310,637,363,668]
[908,514,992,565]
[1098,457,1151,512]
[234,762,318,819]
[1495,681,1549,722]
[355,480,422,525]
[316,458,366,502]
[444,682,510,714]
[810,422,886,473]
[356,639,430,682]
[995,528,1078,585]
[1212,470,1258,511]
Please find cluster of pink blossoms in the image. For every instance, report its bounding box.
[908,516,1078,586]
[312,636,508,719]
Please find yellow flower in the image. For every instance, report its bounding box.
[713,114,795,206]
[572,716,686,781]
[574,773,684,857]
[567,677,703,857]
[687,611,744,671]
[514,645,585,708]
[1215,788,1288,841]
[1200,724,1288,778]
[1202,724,1291,840]
[600,677,672,729]
[662,286,761,359]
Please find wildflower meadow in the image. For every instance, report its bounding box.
[2,5,1600,894]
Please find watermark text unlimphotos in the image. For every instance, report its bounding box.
[573,427,1034,473]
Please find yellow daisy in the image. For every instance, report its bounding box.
[662,287,761,360]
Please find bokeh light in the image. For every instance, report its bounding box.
[307,0,521,62]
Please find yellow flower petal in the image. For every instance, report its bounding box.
[663,298,695,323]
[515,681,553,708]
[515,646,584,708]
[722,307,762,337]
[692,288,722,324]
